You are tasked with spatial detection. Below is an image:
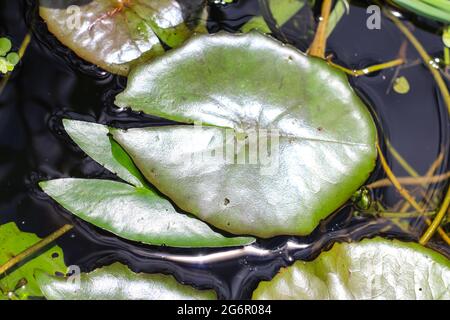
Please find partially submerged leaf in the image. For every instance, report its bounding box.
[241,0,307,33]
[0,222,67,300]
[114,32,378,238]
[36,262,217,300]
[253,238,450,300]
[40,178,255,248]
[39,0,204,75]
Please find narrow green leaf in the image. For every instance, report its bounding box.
[36,262,217,300]
[253,238,450,300]
[40,178,255,248]
[392,0,450,24]
[63,119,145,187]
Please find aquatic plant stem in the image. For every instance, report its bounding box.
[376,211,436,218]
[386,11,450,115]
[0,224,73,276]
[386,139,419,177]
[308,0,333,58]
[328,58,404,77]
[385,11,450,244]
[366,172,450,188]
[398,151,444,212]
[445,47,450,66]
[377,144,450,245]
[424,217,450,245]
[420,195,450,244]
[376,143,424,213]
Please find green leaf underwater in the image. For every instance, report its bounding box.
[36,262,217,300]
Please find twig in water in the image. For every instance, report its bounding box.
[328,58,404,77]
[366,172,450,189]
[0,224,73,276]
[308,0,333,58]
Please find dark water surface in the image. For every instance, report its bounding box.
[0,0,449,299]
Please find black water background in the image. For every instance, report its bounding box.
[0,0,449,299]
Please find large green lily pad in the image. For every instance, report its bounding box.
[0,222,67,300]
[40,119,254,248]
[39,0,203,75]
[114,32,378,238]
[36,262,217,300]
[253,238,450,300]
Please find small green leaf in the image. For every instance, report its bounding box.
[253,238,450,300]
[114,32,377,238]
[0,222,67,300]
[0,37,12,56]
[40,178,255,248]
[393,76,410,94]
[36,262,217,300]
[392,0,450,24]
[6,52,20,66]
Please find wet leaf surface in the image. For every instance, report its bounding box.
[40,177,255,248]
[253,238,450,300]
[36,262,217,300]
[114,32,378,238]
[39,0,203,75]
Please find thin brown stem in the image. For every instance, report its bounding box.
[308,0,333,58]
[399,152,444,212]
[420,195,450,245]
[376,143,424,213]
[328,58,404,77]
[366,172,450,189]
